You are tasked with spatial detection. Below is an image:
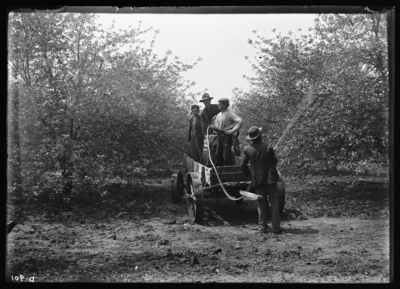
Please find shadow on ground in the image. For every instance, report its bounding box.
[201,198,303,227]
[283,227,319,235]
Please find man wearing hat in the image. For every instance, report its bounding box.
[240,126,282,234]
[188,104,203,162]
[211,98,243,166]
[199,93,220,137]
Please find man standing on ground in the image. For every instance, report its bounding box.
[199,93,220,137]
[240,126,282,234]
[211,98,243,166]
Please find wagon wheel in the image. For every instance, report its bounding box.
[171,171,184,203]
[186,179,204,223]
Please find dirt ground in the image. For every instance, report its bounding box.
[6,173,390,283]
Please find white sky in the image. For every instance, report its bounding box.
[96,13,318,102]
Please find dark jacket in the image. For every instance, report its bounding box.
[200,104,220,137]
[241,141,278,186]
[188,115,203,141]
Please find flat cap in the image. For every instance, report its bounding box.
[218,98,230,103]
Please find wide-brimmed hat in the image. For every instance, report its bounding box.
[199,93,213,102]
[245,126,263,140]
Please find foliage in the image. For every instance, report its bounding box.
[8,12,200,203]
[234,13,388,175]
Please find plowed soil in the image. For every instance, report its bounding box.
[6,174,390,283]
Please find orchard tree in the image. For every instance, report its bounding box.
[234,13,388,175]
[8,12,200,204]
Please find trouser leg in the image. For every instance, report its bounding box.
[215,133,223,166]
[190,138,199,162]
[255,185,268,229]
[267,183,281,232]
[195,138,204,164]
[221,134,233,165]
[209,135,220,166]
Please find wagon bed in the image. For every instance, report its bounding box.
[171,154,286,223]
[184,153,251,187]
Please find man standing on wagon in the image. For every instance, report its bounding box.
[199,93,220,137]
[211,98,243,166]
[188,104,204,163]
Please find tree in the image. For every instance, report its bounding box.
[8,12,200,202]
[234,13,388,175]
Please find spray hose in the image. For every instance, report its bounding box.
[206,126,243,201]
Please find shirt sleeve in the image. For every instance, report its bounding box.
[214,113,221,129]
[228,110,243,132]
[233,112,242,125]
[231,111,241,122]
[269,146,278,166]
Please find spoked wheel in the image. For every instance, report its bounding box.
[186,179,204,223]
[171,171,184,203]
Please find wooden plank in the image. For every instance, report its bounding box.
[214,165,243,173]
[202,181,252,191]
[210,172,249,185]
[239,190,263,200]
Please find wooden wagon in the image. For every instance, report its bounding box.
[170,153,286,223]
